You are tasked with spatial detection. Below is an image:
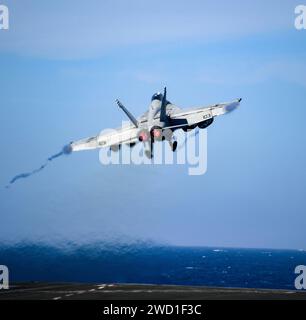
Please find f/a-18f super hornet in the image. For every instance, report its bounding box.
[70,87,241,158]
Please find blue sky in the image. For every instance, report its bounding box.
[0,0,306,249]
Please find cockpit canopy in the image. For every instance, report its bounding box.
[151,92,163,101]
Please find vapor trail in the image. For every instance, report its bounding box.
[6,144,72,188]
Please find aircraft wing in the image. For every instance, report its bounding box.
[70,124,139,152]
[168,99,241,127]
[69,98,240,152]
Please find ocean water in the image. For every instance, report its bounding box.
[1,243,306,290]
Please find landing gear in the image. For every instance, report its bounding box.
[172,141,178,152]
[168,140,177,152]
[141,127,178,158]
[144,139,154,159]
[145,149,153,159]
[110,144,121,152]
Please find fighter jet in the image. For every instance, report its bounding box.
[70,87,241,158]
